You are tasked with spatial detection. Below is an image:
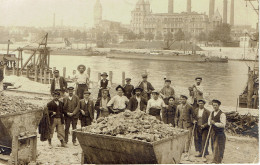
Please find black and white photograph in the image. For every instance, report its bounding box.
[0,0,259,164]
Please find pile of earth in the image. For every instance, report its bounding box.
[82,110,187,142]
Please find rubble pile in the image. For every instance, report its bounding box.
[83,110,187,142]
[225,111,259,138]
[0,93,41,116]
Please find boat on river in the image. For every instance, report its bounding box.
[50,48,106,56]
[107,50,228,63]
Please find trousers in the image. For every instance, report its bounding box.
[211,132,226,163]
[194,126,209,155]
[77,84,88,99]
[80,117,92,127]
[50,118,65,141]
[64,117,78,143]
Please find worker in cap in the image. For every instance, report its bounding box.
[137,73,154,100]
[175,94,195,155]
[160,79,175,105]
[98,72,111,98]
[75,64,89,99]
[95,88,111,119]
[78,90,94,127]
[189,77,204,109]
[146,89,166,121]
[123,78,134,99]
[50,70,67,96]
[63,86,80,146]
[47,89,66,148]
[162,96,177,126]
[128,87,147,112]
[208,99,226,163]
[107,85,129,114]
[192,99,210,157]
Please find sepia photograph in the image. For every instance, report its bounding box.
[0,0,259,164]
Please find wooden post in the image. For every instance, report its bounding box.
[34,66,38,82]
[98,72,101,81]
[16,51,20,76]
[40,68,43,83]
[63,67,66,78]
[12,64,15,75]
[48,71,51,84]
[247,70,254,108]
[26,67,29,78]
[109,71,113,84]
[122,72,125,86]
[52,67,56,78]
[44,69,47,84]
[87,67,91,77]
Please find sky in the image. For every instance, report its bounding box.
[0,0,258,28]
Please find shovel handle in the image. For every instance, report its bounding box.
[202,125,212,158]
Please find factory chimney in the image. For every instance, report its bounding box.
[187,0,191,13]
[168,0,174,14]
[209,0,215,20]
[230,0,234,25]
[223,0,228,23]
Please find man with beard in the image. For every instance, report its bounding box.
[127,87,147,111]
[189,77,204,109]
[75,65,89,99]
[50,70,67,96]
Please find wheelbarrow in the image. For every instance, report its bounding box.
[74,130,189,164]
[0,108,43,165]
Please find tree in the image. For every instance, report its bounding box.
[145,32,154,41]
[155,31,163,40]
[174,29,185,41]
[137,32,144,40]
[126,31,136,40]
[208,23,231,43]
[164,31,173,41]
[103,32,111,43]
[196,32,208,42]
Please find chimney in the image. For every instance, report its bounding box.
[230,0,234,25]
[187,0,191,13]
[168,0,174,14]
[209,0,215,20]
[223,0,228,23]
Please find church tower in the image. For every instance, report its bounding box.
[94,0,102,26]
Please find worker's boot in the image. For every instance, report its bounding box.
[195,152,202,157]
[60,140,67,148]
[48,139,52,148]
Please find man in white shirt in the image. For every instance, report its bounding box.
[107,85,129,114]
[208,99,226,164]
[75,65,89,99]
[193,99,210,157]
[146,90,166,120]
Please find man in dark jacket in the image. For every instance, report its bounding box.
[123,78,134,99]
[63,87,80,145]
[0,65,4,92]
[79,91,95,127]
[162,96,176,126]
[137,74,154,100]
[95,89,111,119]
[47,91,66,148]
[193,99,210,157]
[50,70,67,96]
[127,87,147,111]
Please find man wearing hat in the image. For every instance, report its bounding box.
[189,77,204,109]
[162,96,176,126]
[95,89,111,119]
[107,85,129,114]
[63,87,80,145]
[193,99,210,157]
[97,72,111,98]
[128,87,147,111]
[79,91,95,127]
[208,99,226,164]
[175,95,195,154]
[50,70,67,96]
[146,90,166,120]
[137,73,154,100]
[123,78,134,99]
[47,91,66,148]
[160,79,175,104]
[75,65,89,99]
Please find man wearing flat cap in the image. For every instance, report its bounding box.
[160,79,175,105]
[208,99,226,164]
[79,91,94,127]
[107,85,129,114]
[75,65,89,99]
[123,78,134,99]
[128,87,147,111]
[193,99,210,157]
[97,72,111,98]
[189,77,204,109]
[137,73,154,100]
[51,70,67,96]
[63,87,80,145]
[175,95,195,154]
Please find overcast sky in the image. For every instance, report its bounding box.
[0,0,258,28]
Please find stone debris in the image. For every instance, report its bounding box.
[82,110,187,142]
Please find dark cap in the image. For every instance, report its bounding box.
[212,99,221,105]
[198,99,206,104]
[101,72,108,76]
[83,90,91,95]
[168,96,175,101]
[116,85,125,92]
[142,74,148,78]
[133,87,143,94]
[53,70,59,74]
[165,79,171,83]
[125,78,131,81]
[195,77,202,81]
[52,91,60,96]
[180,95,188,100]
[67,87,74,90]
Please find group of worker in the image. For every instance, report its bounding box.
[47,64,226,164]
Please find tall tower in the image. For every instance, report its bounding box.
[187,0,191,13]
[223,0,228,23]
[94,0,102,26]
[168,0,174,14]
[209,0,215,20]
[230,0,234,25]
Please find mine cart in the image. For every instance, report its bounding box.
[74,130,189,164]
[0,109,43,164]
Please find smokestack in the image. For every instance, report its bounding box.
[53,13,56,28]
[230,0,234,25]
[209,0,215,20]
[223,0,227,23]
[168,0,174,14]
[187,0,191,13]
